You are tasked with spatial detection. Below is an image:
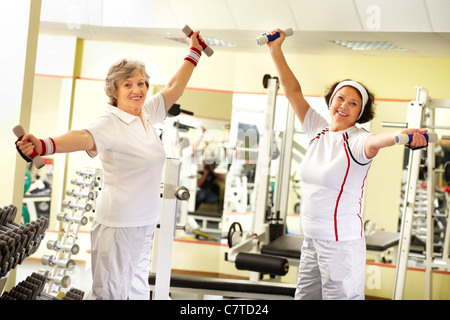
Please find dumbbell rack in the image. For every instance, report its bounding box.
[399,183,447,264]
[0,204,48,294]
[39,167,101,297]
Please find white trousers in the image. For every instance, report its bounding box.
[85,221,155,300]
[295,236,366,300]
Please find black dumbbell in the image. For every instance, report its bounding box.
[0,206,47,253]
[10,285,34,300]
[0,205,18,226]
[0,234,19,271]
[0,239,11,276]
[0,227,28,257]
[61,287,85,300]
[17,280,40,300]
[0,222,34,262]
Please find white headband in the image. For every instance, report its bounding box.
[329,80,368,120]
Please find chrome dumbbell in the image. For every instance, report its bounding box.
[56,213,88,226]
[47,274,71,288]
[62,200,92,212]
[47,239,80,255]
[41,255,75,270]
[70,178,99,188]
[76,168,98,177]
[66,189,95,200]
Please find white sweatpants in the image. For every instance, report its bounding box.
[85,221,155,300]
[295,236,366,300]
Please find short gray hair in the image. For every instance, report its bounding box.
[104,58,150,106]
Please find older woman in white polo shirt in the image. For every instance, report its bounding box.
[17,31,205,299]
[265,28,429,300]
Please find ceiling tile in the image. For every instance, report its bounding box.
[227,0,297,30]
[289,0,362,31]
[168,0,236,29]
[354,0,432,32]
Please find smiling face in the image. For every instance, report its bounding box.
[115,72,148,116]
[329,86,363,131]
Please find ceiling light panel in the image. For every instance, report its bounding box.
[333,40,407,51]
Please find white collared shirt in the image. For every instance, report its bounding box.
[85,93,167,227]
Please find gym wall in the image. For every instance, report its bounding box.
[22,35,450,291]
[29,33,450,232]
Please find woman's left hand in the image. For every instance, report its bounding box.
[400,128,429,148]
[188,30,204,53]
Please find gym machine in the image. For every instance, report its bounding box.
[388,87,450,300]
[38,167,101,298]
[148,76,298,299]
[225,74,297,280]
[150,157,190,300]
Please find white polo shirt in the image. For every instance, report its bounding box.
[85,92,167,227]
[298,107,372,241]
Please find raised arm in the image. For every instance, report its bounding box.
[267,29,310,124]
[364,128,428,159]
[17,130,96,157]
[160,31,204,110]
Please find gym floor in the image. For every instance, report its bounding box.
[16,260,238,300]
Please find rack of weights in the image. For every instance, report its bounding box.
[39,168,101,297]
[0,272,84,300]
[0,204,48,293]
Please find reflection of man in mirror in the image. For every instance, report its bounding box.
[196,161,224,210]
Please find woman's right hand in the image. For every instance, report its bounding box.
[16,134,42,157]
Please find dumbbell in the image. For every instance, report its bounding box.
[47,239,80,255]
[0,237,15,276]
[15,280,39,300]
[61,288,84,300]
[49,287,83,300]
[41,254,76,270]
[13,125,45,169]
[181,25,214,57]
[0,272,52,300]
[0,239,10,267]
[75,168,99,178]
[57,212,88,226]
[0,233,23,269]
[256,28,294,45]
[0,230,21,253]
[26,218,48,256]
[395,132,438,145]
[47,273,71,288]
[62,200,92,212]
[1,205,48,240]
[21,273,59,300]
[0,220,34,251]
[0,211,39,255]
[71,178,99,188]
[0,205,19,227]
[0,206,37,241]
[66,189,95,200]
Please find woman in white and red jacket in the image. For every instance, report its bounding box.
[265,28,428,300]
